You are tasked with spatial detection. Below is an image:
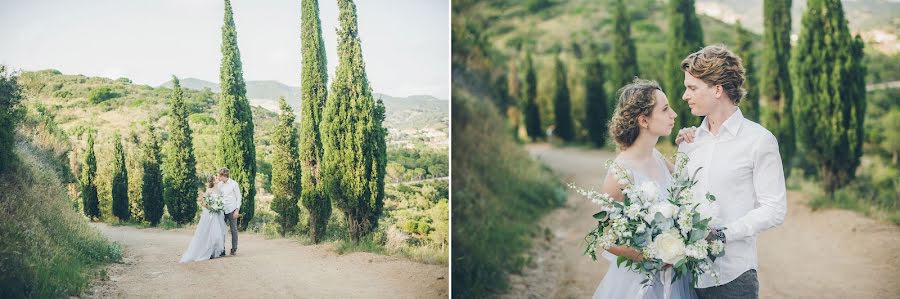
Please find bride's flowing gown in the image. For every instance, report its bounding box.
[179,184,227,263]
[593,149,698,299]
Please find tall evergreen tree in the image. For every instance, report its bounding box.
[271,97,301,236]
[584,46,609,147]
[111,131,130,221]
[81,130,100,220]
[299,0,331,243]
[761,0,795,175]
[141,123,164,226]
[0,65,23,173]
[552,54,575,142]
[163,76,198,225]
[735,21,760,122]
[321,0,387,242]
[217,0,256,229]
[791,0,866,194]
[664,0,704,143]
[506,57,521,138]
[521,49,542,141]
[610,0,639,89]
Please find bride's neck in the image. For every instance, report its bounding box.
[620,133,657,160]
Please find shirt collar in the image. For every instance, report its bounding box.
[697,107,744,138]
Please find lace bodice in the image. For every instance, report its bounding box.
[611,149,674,203]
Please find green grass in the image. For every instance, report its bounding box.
[0,144,122,297]
[789,163,900,226]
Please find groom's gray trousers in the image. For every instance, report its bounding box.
[224,210,238,252]
[695,269,758,299]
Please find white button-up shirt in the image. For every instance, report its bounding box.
[221,179,242,214]
[677,108,787,288]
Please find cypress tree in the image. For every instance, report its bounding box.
[521,49,542,141]
[126,130,145,222]
[299,0,331,243]
[506,57,521,138]
[218,0,256,229]
[610,0,639,89]
[111,131,130,221]
[664,0,704,143]
[0,65,22,173]
[552,54,575,142]
[163,76,198,225]
[271,97,301,236]
[735,21,760,122]
[81,130,100,220]
[141,123,164,226]
[321,0,387,242]
[584,46,609,147]
[791,0,866,194]
[761,0,795,176]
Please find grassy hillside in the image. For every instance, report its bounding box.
[0,106,121,297]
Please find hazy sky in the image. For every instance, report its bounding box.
[0,0,450,99]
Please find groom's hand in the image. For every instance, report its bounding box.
[675,127,697,145]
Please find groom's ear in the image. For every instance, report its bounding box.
[714,84,724,99]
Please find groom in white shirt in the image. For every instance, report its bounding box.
[675,45,787,299]
[218,168,241,256]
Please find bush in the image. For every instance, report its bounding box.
[87,86,118,104]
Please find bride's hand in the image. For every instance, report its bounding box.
[675,126,697,145]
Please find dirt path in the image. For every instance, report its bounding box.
[85,223,447,298]
[502,143,900,299]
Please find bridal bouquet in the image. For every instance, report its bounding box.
[203,194,225,212]
[569,153,724,289]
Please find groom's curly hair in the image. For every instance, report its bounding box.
[681,44,746,104]
[609,78,661,150]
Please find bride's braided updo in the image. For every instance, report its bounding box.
[609,79,662,150]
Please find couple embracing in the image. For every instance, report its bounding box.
[592,45,787,299]
[179,168,242,263]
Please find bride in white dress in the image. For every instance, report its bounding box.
[179,176,227,263]
[592,79,697,299]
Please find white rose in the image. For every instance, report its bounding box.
[639,181,658,201]
[650,201,678,220]
[653,230,687,264]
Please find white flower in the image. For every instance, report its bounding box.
[653,230,687,265]
[638,181,659,201]
[636,223,647,234]
[677,210,694,236]
[678,188,694,204]
[598,233,616,249]
[685,240,709,259]
[709,239,725,255]
[618,178,629,185]
[646,201,678,222]
[625,204,642,220]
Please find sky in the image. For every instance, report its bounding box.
[0,0,450,99]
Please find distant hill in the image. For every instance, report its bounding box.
[696,0,900,54]
[159,78,448,129]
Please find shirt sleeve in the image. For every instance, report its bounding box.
[724,132,788,241]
